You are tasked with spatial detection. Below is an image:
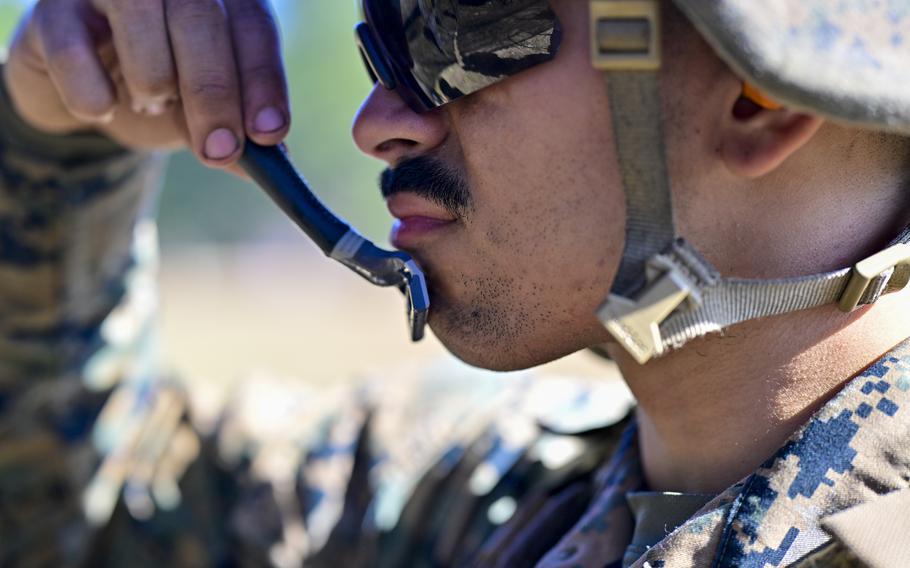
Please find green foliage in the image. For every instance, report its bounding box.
[0,1,393,248]
[0,3,21,46]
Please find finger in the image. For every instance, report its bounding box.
[100,99,190,151]
[165,0,244,167]
[224,0,290,145]
[34,0,117,123]
[4,7,79,132]
[91,0,178,116]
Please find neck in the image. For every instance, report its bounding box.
[608,291,910,494]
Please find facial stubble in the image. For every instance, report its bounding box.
[381,157,549,368]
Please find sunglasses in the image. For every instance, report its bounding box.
[355,0,563,113]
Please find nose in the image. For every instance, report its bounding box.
[352,85,448,167]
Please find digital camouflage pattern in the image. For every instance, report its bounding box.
[533,338,910,568]
[3,49,910,567]
[395,0,561,106]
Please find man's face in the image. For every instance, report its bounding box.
[352,0,624,370]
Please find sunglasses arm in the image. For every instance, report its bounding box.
[238,140,430,341]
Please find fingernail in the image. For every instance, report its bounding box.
[204,128,239,160]
[254,107,285,133]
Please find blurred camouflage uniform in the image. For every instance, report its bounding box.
[4,41,910,566]
[0,57,632,568]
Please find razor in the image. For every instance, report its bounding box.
[238,140,429,341]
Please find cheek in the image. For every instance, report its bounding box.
[452,75,626,327]
[423,25,629,368]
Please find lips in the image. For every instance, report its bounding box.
[386,193,456,248]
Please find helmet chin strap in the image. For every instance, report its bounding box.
[590,0,910,365]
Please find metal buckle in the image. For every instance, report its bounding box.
[838,243,910,312]
[590,0,661,70]
[598,261,695,364]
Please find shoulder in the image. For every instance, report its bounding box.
[214,359,634,566]
[323,362,635,566]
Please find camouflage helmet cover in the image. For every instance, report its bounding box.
[674,0,910,134]
[375,0,910,134]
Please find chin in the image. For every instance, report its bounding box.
[426,304,598,372]
[433,332,558,372]
[414,249,613,371]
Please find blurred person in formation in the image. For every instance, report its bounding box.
[2,0,910,567]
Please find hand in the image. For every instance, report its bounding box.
[3,0,290,169]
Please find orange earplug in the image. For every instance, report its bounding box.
[742,82,782,110]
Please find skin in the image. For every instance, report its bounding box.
[353,0,910,493]
[6,0,910,495]
[4,0,290,169]
[354,1,625,371]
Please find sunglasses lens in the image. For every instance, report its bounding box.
[360,0,562,112]
[355,23,396,89]
[358,49,379,85]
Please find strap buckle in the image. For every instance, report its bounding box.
[838,243,910,312]
[590,0,661,70]
[598,259,696,364]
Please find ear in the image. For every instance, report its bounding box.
[719,97,824,179]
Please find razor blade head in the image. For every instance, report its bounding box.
[333,236,430,342]
[403,260,430,341]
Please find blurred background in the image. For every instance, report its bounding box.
[0,1,614,399]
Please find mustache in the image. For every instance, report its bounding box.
[380,157,472,218]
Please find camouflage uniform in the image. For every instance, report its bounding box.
[0,55,233,566]
[0,58,631,568]
[3,45,910,567]
[527,340,910,568]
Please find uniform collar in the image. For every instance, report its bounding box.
[537,338,910,568]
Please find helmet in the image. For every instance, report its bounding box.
[680,0,910,133]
